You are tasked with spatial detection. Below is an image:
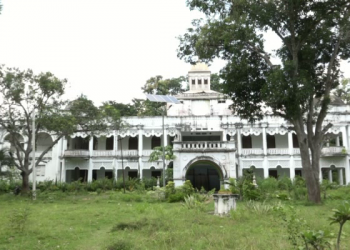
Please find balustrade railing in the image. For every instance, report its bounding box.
[322,147,346,155]
[267,148,289,155]
[241,148,264,155]
[179,141,228,150]
[92,150,114,157]
[64,150,89,157]
[116,150,138,157]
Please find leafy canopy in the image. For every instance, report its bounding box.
[178,0,350,122]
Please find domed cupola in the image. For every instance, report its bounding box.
[188,62,211,92]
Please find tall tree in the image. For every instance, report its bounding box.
[334,78,350,104]
[0,66,119,193]
[178,0,350,203]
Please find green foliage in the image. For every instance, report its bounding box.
[148,145,176,163]
[330,201,350,250]
[301,229,334,250]
[165,181,175,198]
[9,208,30,233]
[333,78,350,104]
[181,180,195,196]
[0,66,118,193]
[179,0,350,203]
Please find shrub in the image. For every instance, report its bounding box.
[168,192,185,203]
[142,177,157,190]
[258,177,278,193]
[165,181,175,198]
[278,176,293,191]
[181,180,194,196]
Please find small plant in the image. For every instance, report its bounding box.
[329,201,350,250]
[301,229,334,250]
[183,195,196,209]
[9,208,30,232]
[245,200,272,214]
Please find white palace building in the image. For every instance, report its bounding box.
[1,63,350,190]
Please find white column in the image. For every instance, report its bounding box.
[61,160,66,182]
[346,156,350,185]
[237,129,242,155]
[338,168,344,185]
[138,129,143,179]
[222,130,227,141]
[236,127,243,177]
[263,165,269,178]
[262,127,267,155]
[328,169,333,183]
[114,131,118,154]
[164,127,168,147]
[88,136,93,182]
[336,136,340,147]
[290,157,295,181]
[341,127,348,148]
[319,166,323,184]
[288,132,293,155]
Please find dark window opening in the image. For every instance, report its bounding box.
[74,168,88,182]
[192,79,195,85]
[292,134,299,148]
[226,134,231,141]
[267,135,276,148]
[242,135,252,148]
[73,137,89,150]
[182,135,220,141]
[269,170,278,178]
[151,136,161,149]
[105,171,113,179]
[204,79,208,84]
[106,136,114,150]
[169,136,175,146]
[198,79,202,85]
[93,136,98,150]
[151,171,161,178]
[128,171,138,179]
[218,100,226,103]
[295,170,302,177]
[128,137,138,150]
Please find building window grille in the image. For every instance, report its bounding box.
[204,79,208,84]
[192,79,195,85]
[198,79,202,85]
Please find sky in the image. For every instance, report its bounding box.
[0,0,349,105]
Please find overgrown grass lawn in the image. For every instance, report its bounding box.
[0,191,349,250]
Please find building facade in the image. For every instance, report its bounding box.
[1,63,350,190]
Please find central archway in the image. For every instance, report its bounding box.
[184,157,225,191]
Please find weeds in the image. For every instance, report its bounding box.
[9,207,30,232]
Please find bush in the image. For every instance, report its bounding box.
[258,177,278,193]
[168,192,185,202]
[181,180,194,196]
[165,181,175,198]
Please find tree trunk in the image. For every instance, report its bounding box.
[21,171,30,194]
[298,135,321,203]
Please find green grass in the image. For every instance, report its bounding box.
[0,190,350,250]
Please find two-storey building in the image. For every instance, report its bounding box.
[1,63,349,190]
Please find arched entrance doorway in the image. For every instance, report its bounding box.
[185,159,224,191]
